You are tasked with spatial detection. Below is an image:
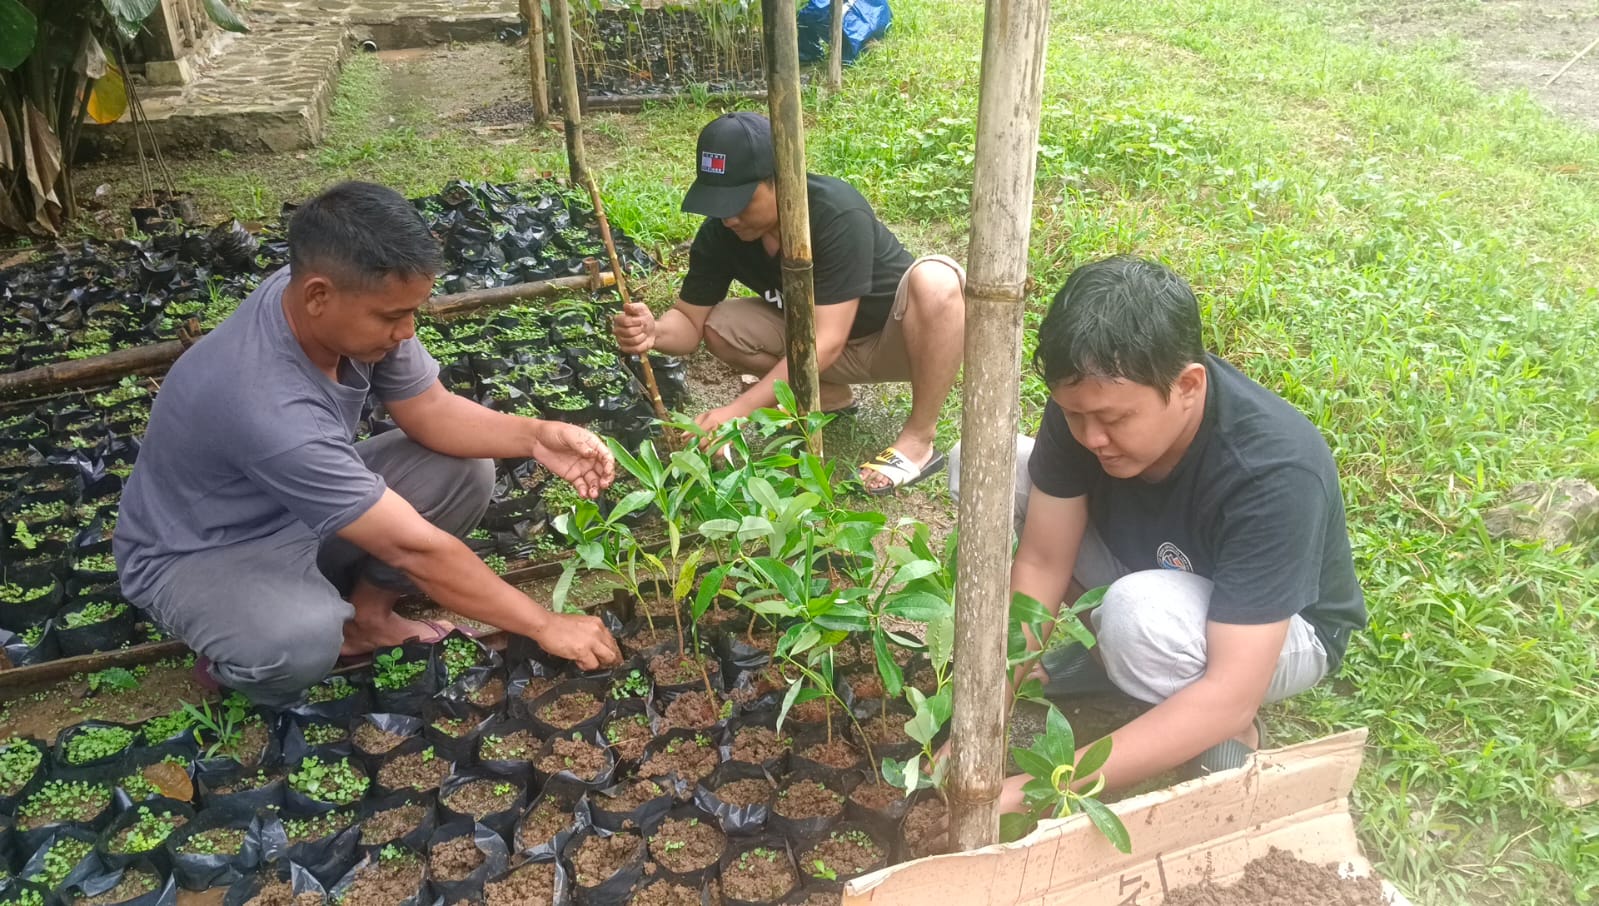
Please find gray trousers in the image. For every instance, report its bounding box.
[948,437,1328,705]
[137,431,494,706]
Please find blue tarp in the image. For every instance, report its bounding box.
[796,0,893,64]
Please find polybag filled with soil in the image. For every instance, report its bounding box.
[327,846,428,906]
[356,789,437,854]
[424,820,508,905]
[163,806,263,891]
[563,828,645,906]
[436,768,527,841]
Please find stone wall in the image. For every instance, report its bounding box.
[129,0,222,85]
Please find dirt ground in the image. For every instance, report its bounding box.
[1348,0,1599,130]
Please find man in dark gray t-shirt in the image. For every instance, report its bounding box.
[115,181,621,705]
[948,256,1365,809]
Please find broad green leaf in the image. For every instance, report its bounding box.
[928,687,953,726]
[674,549,703,603]
[782,623,821,659]
[551,563,577,613]
[1069,585,1109,615]
[812,600,870,632]
[905,706,941,747]
[604,437,649,484]
[890,559,941,585]
[698,518,739,537]
[1033,705,1076,767]
[1075,734,1114,780]
[606,489,655,524]
[551,511,573,537]
[693,562,731,620]
[667,520,680,560]
[925,615,954,670]
[1081,798,1132,853]
[899,754,921,796]
[747,476,781,513]
[576,540,603,568]
[872,630,904,698]
[0,0,37,71]
[773,379,798,413]
[775,677,805,731]
[102,0,161,39]
[1055,616,1097,650]
[1009,591,1054,627]
[202,0,249,32]
[1010,747,1059,782]
[1013,677,1045,705]
[998,813,1038,844]
[737,515,774,543]
[884,590,950,623]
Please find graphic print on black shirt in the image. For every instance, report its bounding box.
[1027,354,1367,668]
[679,174,913,340]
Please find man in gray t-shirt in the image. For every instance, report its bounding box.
[115,181,621,705]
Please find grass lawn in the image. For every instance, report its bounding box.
[72,0,1599,901]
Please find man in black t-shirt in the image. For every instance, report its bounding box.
[612,113,966,493]
[948,256,1365,805]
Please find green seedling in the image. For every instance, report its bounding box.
[60,600,126,629]
[64,725,134,765]
[306,677,356,703]
[26,837,93,888]
[811,859,837,881]
[609,669,649,700]
[86,666,142,694]
[372,647,427,690]
[302,723,348,746]
[112,806,185,853]
[441,636,481,682]
[0,583,53,605]
[16,780,110,827]
[282,811,354,842]
[483,553,508,574]
[142,708,198,745]
[289,756,368,805]
[0,738,43,791]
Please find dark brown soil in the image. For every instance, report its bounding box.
[661,690,726,731]
[442,778,520,818]
[729,726,790,765]
[431,715,478,738]
[354,722,411,756]
[1161,848,1389,906]
[377,748,450,792]
[799,738,862,770]
[603,713,653,762]
[518,796,575,847]
[773,780,844,821]
[722,846,796,902]
[788,697,846,727]
[538,735,608,780]
[484,860,556,906]
[467,678,507,710]
[802,828,885,880]
[282,811,356,843]
[538,691,603,729]
[635,594,680,619]
[570,832,642,888]
[225,722,271,769]
[517,676,558,702]
[633,879,703,906]
[479,729,539,762]
[340,853,424,906]
[849,780,905,811]
[641,735,720,785]
[858,714,914,748]
[178,826,246,855]
[428,835,485,882]
[847,673,886,701]
[243,879,323,906]
[710,777,774,808]
[903,798,950,859]
[361,802,426,844]
[731,664,788,702]
[211,770,278,797]
[80,869,159,906]
[649,816,725,875]
[648,652,714,687]
[620,625,678,657]
[596,779,669,812]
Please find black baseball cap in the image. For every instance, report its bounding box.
[681,112,775,218]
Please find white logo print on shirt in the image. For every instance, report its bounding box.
[1156,542,1193,572]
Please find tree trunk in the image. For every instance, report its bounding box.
[761,0,821,449]
[828,0,844,91]
[521,0,551,124]
[949,0,1051,852]
[549,0,587,185]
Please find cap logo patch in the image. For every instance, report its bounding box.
[701,152,727,175]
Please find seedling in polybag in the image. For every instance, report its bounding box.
[289,756,368,805]
[373,647,427,690]
[64,725,134,764]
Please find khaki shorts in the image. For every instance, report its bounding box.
[703,254,966,385]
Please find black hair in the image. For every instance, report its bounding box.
[1032,255,1205,400]
[287,181,444,289]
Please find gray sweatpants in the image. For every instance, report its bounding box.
[948,437,1328,705]
[136,431,494,706]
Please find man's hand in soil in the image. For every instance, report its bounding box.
[535,610,622,670]
[531,421,616,499]
[612,301,657,354]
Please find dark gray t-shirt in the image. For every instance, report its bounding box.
[1029,354,1366,669]
[115,267,438,601]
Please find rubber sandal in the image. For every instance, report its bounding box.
[861,446,946,496]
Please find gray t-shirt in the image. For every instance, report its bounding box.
[115,267,438,601]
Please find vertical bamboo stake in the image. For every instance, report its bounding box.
[828,0,845,91]
[550,0,587,186]
[949,0,1051,851]
[761,0,822,452]
[522,0,551,124]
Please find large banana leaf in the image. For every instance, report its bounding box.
[0,0,37,70]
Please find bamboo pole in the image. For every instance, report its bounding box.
[550,0,588,186]
[582,176,677,450]
[828,0,845,91]
[0,273,615,400]
[760,0,822,451]
[521,0,552,124]
[949,0,1051,852]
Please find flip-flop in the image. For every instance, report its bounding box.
[338,620,485,666]
[861,446,947,496]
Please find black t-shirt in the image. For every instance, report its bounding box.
[679,174,913,340]
[1029,355,1366,669]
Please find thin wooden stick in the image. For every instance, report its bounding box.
[950,0,1052,852]
[1545,33,1599,87]
[581,175,677,449]
[550,0,588,186]
[828,0,845,91]
[521,0,551,124]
